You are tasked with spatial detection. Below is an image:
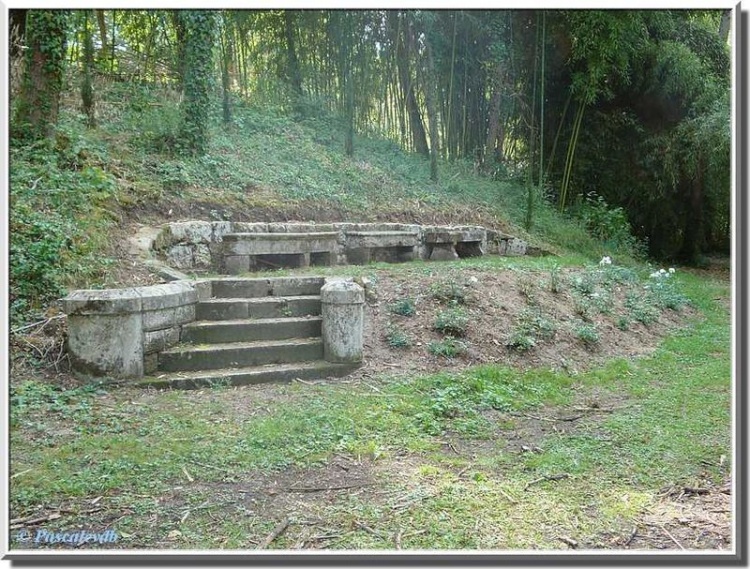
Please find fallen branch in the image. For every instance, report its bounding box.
[257,518,290,549]
[354,522,387,541]
[524,473,569,491]
[279,482,372,493]
[10,507,103,530]
[682,487,711,496]
[11,314,65,335]
[658,525,685,550]
[497,487,519,504]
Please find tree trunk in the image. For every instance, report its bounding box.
[221,20,233,124]
[171,10,187,86]
[423,38,440,181]
[81,10,96,127]
[14,10,68,141]
[179,11,216,155]
[284,10,303,96]
[483,62,506,171]
[680,156,705,263]
[394,13,428,156]
[95,9,107,63]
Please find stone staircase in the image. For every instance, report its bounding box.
[138,277,360,389]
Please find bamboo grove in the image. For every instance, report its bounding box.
[10,9,731,262]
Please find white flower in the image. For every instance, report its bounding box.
[660,268,667,274]
[599,256,612,266]
[650,271,660,278]
[669,268,676,274]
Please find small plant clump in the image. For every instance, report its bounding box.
[616,316,631,331]
[517,275,538,305]
[388,297,416,317]
[625,292,660,326]
[429,280,469,305]
[428,337,467,359]
[433,307,470,337]
[385,325,412,349]
[575,322,600,348]
[506,308,557,351]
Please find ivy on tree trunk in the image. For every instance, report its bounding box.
[179,10,216,156]
[13,10,69,142]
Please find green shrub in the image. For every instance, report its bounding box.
[506,308,557,351]
[388,297,416,317]
[506,330,536,352]
[428,338,467,358]
[616,316,631,331]
[625,292,660,325]
[385,326,412,349]
[434,307,470,337]
[429,280,469,305]
[574,322,600,347]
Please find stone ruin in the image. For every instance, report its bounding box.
[150,220,539,274]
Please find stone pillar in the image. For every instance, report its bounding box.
[63,289,145,378]
[320,279,365,363]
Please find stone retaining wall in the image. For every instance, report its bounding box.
[151,221,536,272]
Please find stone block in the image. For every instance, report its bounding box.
[167,245,194,270]
[211,221,233,241]
[429,244,459,261]
[223,232,338,256]
[168,221,214,244]
[142,304,196,332]
[67,312,144,378]
[194,244,212,268]
[321,279,364,363]
[192,280,213,301]
[506,238,528,256]
[144,326,181,354]
[223,255,250,275]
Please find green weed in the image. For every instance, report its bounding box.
[434,307,470,337]
[388,297,416,317]
[428,338,468,359]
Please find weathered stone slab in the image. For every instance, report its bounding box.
[142,304,196,332]
[139,282,197,312]
[344,231,419,249]
[223,232,338,256]
[223,255,250,275]
[423,226,486,244]
[63,288,142,316]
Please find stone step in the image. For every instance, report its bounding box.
[158,338,324,372]
[210,276,325,299]
[195,295,321,320]
[181,316,322,344]
[136,361,361,390]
